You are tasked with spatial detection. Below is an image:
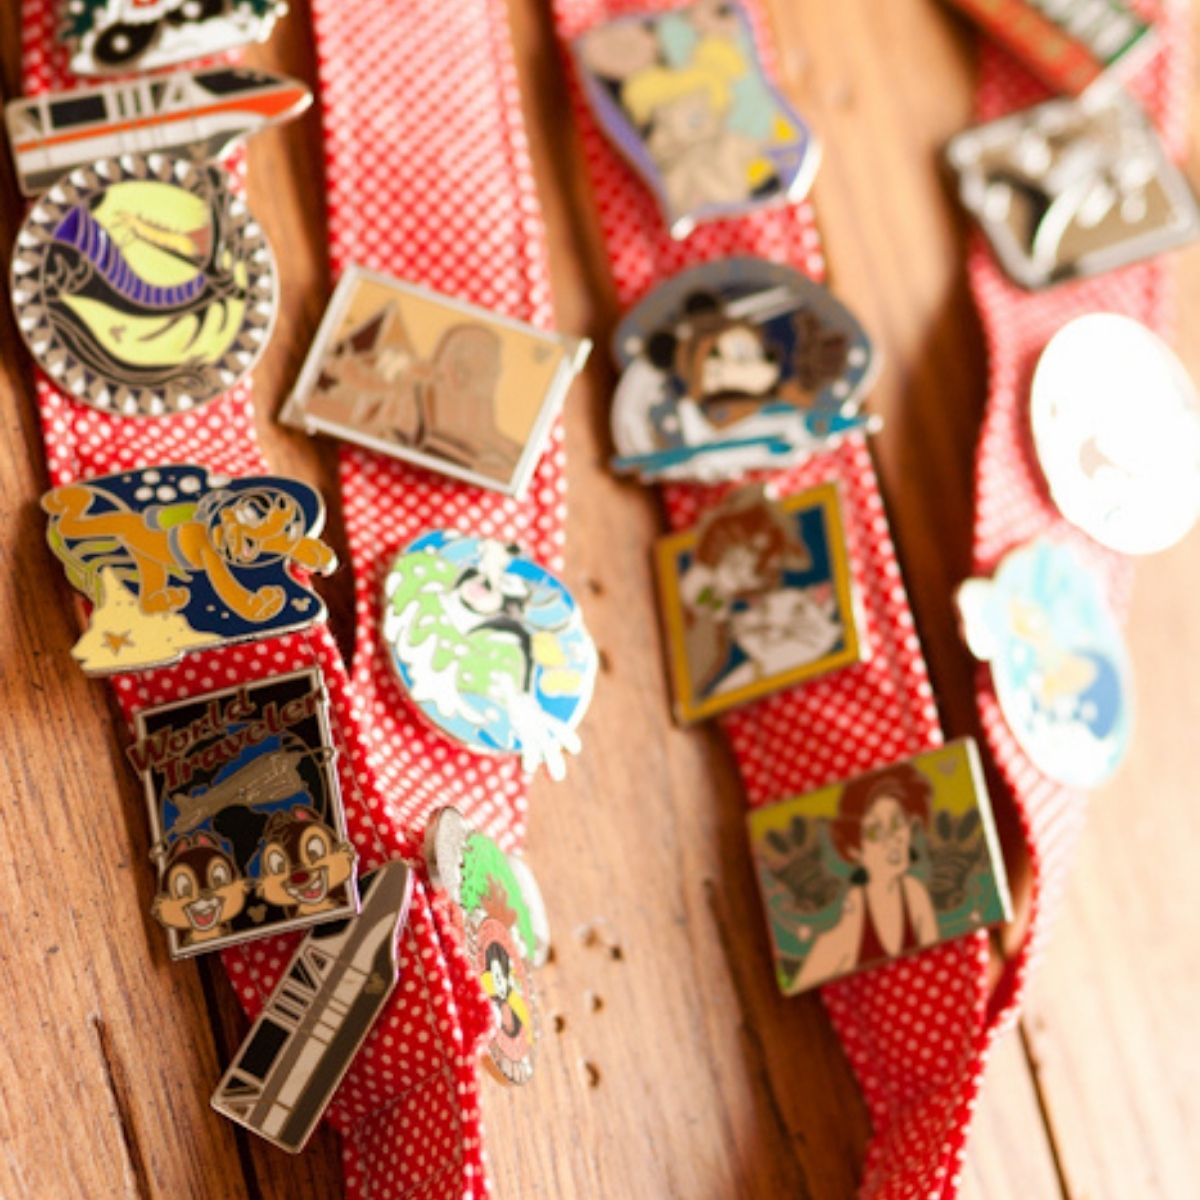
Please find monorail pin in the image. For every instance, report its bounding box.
[5,68,311,197]
[130,669,359,959]
[281,264,591,499]
[1031,314,1200,555]
[382,533,597,780]
[957,539,1133,789]
[610,258,878,483]
[423,807,545,1085]
[655,483,864,723]
[11,153,277,416]
[211,861,413,1152]
[43,463,337,674]
[946,94,1200,290]
[573,0,819,238]
[62,0,286,78]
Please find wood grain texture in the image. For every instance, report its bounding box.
[0,0,1197,1197]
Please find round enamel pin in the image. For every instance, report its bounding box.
[423,806,549,1085]
[11,153,276,417]
[383,533,597,780]
[957,539,1133,789]
[1031,314,1200,555]
[610,257,878,483]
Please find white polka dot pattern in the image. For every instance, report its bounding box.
[552,0,1189,1197]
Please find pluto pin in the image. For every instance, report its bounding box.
[946,94,1200,290]
[11,153,277,416]
[1031,314,1200,555]
[61,0,286,78]
[211,861,414,1152]
[610,257,879,483]
[423,807,548,1085]
[43,463,337,674]
[5,68,311,197]
[382,532,598,780]
[130,669,358,959]
[957,539,1133,789]
[574,0,819,238]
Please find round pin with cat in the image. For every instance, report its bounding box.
[1031,314,1200,555]
[609,257,879,483]
[11,153,276,417]
[957,539,1133,789]
[382,532,598,780]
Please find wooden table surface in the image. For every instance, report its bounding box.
[2,2,1199,1198]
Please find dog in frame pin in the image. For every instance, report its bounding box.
[611,258,878,483]
[574,0,819,238]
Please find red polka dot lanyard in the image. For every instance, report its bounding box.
[553,0,1188,1196]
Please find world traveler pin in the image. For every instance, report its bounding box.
[957,539,1133,789]
[1030,314,1200,556]
[655,482,865,723]
[747,738,1011,995]
[43,463,337,674]
[129,668,359,959]
[423,806,546,1085]
[11,153,277,417]
[281,264,591,499]
[573,0,820,238]
[5,68,312,197]
[610,258,879,483]
[945,93,1200,290]
[61,0,286,78]
[382,532,598,780]
[211,860,414,1152]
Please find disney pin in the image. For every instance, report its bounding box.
[11,154,276,416]
[423,807,545,1085]
[655,482,864,723]
[129,669,359,959]
[43,463,337,674]
[610,258,879,483]
[5,68,311,197]
[62,0,286,78]
[957,539,1133,788]
[382,533,598,780]
[942,0,1154,97]
[281,264,591,499]
[945,93,1200,290]
[211,860,413,1152]
[747,738,1011,995]
[1031,314,1200,555]
[573,0,820,238]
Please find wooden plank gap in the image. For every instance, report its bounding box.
[89,1014,154,1200]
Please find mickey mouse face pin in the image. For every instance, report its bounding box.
[610,258,879,483]
[573,0,820,238]
[382,533,598,780]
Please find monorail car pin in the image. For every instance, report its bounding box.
[61,0,286,79]
[6,67,311,196]
[211,861,414,1153]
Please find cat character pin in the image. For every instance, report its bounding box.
[129,669,359,959]
[655,482,864,723]
[42,463,337,674]
[573,0,819,238]
[610,258,879,483]
[5,68,311,197]
[11,153,276,416]
[382,532,598,780]
[945,93,1200,290]
[423,807,546,1084]
[281,265,591,499]
[748,739,1011,994]
[61,0,286,78]
[957,539,1133,788]
[211,861,413,1151]
[1031,314,1200,555]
